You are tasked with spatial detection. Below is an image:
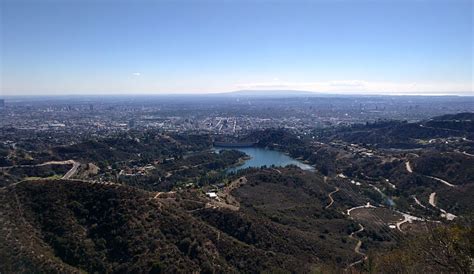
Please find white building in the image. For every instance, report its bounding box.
[206,192,217,199]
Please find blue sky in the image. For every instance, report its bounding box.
[1,0,472,95]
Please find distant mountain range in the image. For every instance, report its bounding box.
[4,90,473,99]
[220,90,320,97]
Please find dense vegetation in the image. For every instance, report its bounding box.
[1,180,310,273]
[120,149,246,191]
[0,164,70,187]
[1,113,473,273]
[370,222,473,273]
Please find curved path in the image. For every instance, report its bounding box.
[271,168,282,174]
[403,157,456,187]
[428,192,457,221]
[404,160,458,218]
[346,202,375,216]
[425,175,455,187]
[325,187,339,209]
[461,151,474,157]
[404,159,455,187]
[395,210,425,232]
[0,160,80,189]
[346,223,367,269]
[345,204,374,269]
[0,160,78,170]
[62,161,80,179]
[429,192,437,207]
[413,195,426,209]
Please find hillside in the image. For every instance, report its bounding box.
[0,176,356,273]
[1,113,473,273]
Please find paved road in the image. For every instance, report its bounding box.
[62,161,80,179]
[0,160,77,170]
[0,160,80,180]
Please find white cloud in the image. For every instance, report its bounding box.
[132,72,141,77]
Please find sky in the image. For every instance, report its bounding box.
[0,0,472,96]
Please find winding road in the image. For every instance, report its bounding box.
[346,202,375,216]
[62,161,80,179]
[325,187,339,209]
[346,223,367,269]
[461,151,474,157]
[404,158,457,220]
[413,195,426,209]
[395,211,424,232]
[425,176,456,187]
[0,160,78,170]
[404,156,456,187]
[0,159,80,181]
[428,192,457,221]
[344,203,374,269]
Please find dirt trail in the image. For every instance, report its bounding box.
[425,176,456,187]
[413,195,426,209]
[346,224,367,269]
[429,192,437,207]
[395,211,425,232]
[345,204,372,269]
[325,187,339,209]
[461,151,474,157]
[154,191,176,199]
[346,202,375,216]
[404,159,455,187]
[272,168,282,174]
[428,192,457,221]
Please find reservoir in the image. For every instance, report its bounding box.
[214,147,314,172]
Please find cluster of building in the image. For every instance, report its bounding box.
[1,95,472,140]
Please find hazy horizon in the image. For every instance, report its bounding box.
[1,89,474,98]
[1,0,472,96]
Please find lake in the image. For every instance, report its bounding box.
[214,147,314,172]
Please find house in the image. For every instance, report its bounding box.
[206,192,218,199]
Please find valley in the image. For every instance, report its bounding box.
[1,103,473,273]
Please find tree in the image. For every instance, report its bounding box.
[373,222,473,273]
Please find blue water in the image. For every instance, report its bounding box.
[214,147,314,172]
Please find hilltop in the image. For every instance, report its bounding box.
[0,173,357,273]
